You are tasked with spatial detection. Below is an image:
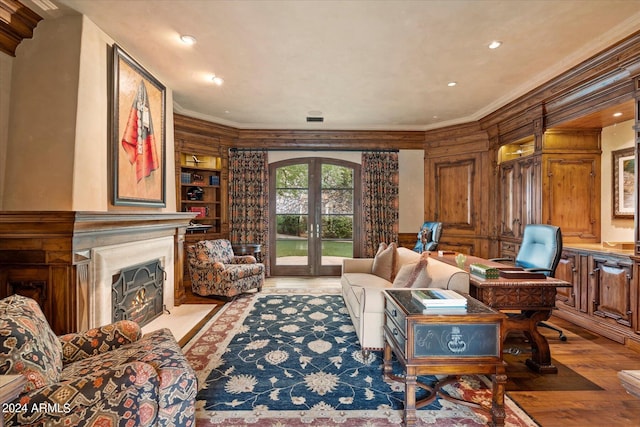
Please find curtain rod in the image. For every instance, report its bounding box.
[230,148,399,153]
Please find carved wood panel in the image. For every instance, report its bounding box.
[589,256,633,329]
[519,156,541,228]
[434,158,476,229]
[555,251,579,309]
[499,162,517,238]
[544,156,600,241]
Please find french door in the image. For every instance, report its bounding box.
[269,158,360,276]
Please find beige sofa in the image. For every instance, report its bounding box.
[341,246,469,356]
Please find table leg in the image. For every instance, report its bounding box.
[491,367,507,427]
[383,341,393,378]
[404,366,417,427]
[504,310,557,374]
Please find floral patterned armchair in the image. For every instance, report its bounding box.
[186,239,265,299]
[0,294,196,426]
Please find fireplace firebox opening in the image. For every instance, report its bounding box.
[112,259,166,326]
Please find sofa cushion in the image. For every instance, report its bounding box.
[372,242,397,281]
[0,294,63,392]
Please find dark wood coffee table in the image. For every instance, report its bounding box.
[383,289,507,427]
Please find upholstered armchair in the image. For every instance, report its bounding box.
[413,221,443,253]
[186,239,265,298]
[0,294,197,426]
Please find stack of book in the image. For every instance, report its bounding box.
[469,263,500,279]
[412,289,467,312]
[180,172,192,184]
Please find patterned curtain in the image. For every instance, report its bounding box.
[229,150,271,276]
[361,151,399,257]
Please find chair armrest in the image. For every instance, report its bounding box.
[342,258,375,274]
[59,320,141,364]
[526,267,552,274]
[231,255,257,264]
[189,259,226,271]
[9,361,159,425]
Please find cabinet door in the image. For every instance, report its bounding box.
[555,250,579,309]
[544,157,600,241]
[589,255,633,329]
[519,156,541,229]
[499,162,518,238]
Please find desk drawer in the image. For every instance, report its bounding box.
[385,296,407,330]
[385,314,406,352]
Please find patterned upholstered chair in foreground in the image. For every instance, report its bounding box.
[186,239,265,298]
[0,294,196,426]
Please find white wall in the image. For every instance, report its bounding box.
[601,119,635,242]
[267,149,424,233]
[4,15,176,212]
[0,52,12,209]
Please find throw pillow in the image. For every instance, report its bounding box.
[392,253,431,288]
[392,262,418,287]
[372,242,397,282]
[0,294,63,393]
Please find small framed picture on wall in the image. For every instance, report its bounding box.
[612,147,635,218]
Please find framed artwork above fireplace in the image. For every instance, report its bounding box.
[111,44,166,207]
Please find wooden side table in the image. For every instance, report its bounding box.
[231,243,262,262]
[383,289,506,427]
[0,375,26,427]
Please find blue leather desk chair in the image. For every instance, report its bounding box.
[413,221,443,253]
[493,224,566,341]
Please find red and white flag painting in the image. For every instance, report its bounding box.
[121,81,159,182]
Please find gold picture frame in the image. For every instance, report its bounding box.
[111,44,166,207]
[612,147,635,218]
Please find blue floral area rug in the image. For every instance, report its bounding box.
[183,288,538,426]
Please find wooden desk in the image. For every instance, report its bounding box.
[431,253,571,374]
[383,289,506,427]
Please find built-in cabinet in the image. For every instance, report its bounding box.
[174,114,235,294]
[178,153,225,233]
[554,245,639,346]
[497,129,601,258]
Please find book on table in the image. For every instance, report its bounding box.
[469,263,500,279]
[412,289,467,308]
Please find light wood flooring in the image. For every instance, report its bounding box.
[168,276,640,426]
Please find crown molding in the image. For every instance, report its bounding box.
[0,0,42,56]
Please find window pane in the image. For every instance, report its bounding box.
[276,214,308,237]
[276,164,308,188]
[276,190,308,214]
[322,189,353,214]
[321,215,353,239]
[322,164,353,188]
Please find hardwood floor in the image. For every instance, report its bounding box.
[507,315,640,426]
[179,276,640,426]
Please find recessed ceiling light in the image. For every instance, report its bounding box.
[447,82,457,87]
[613,112,623,117]
[180,35,196,45]
[488,40,502,49]
[211,75,224,86]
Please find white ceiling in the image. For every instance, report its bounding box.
[32,0,640,131]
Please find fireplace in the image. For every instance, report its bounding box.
[112,258,165,326]
[0,212,194,335]
[88,236,175,330]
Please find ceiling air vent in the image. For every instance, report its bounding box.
[306,116,324,122]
